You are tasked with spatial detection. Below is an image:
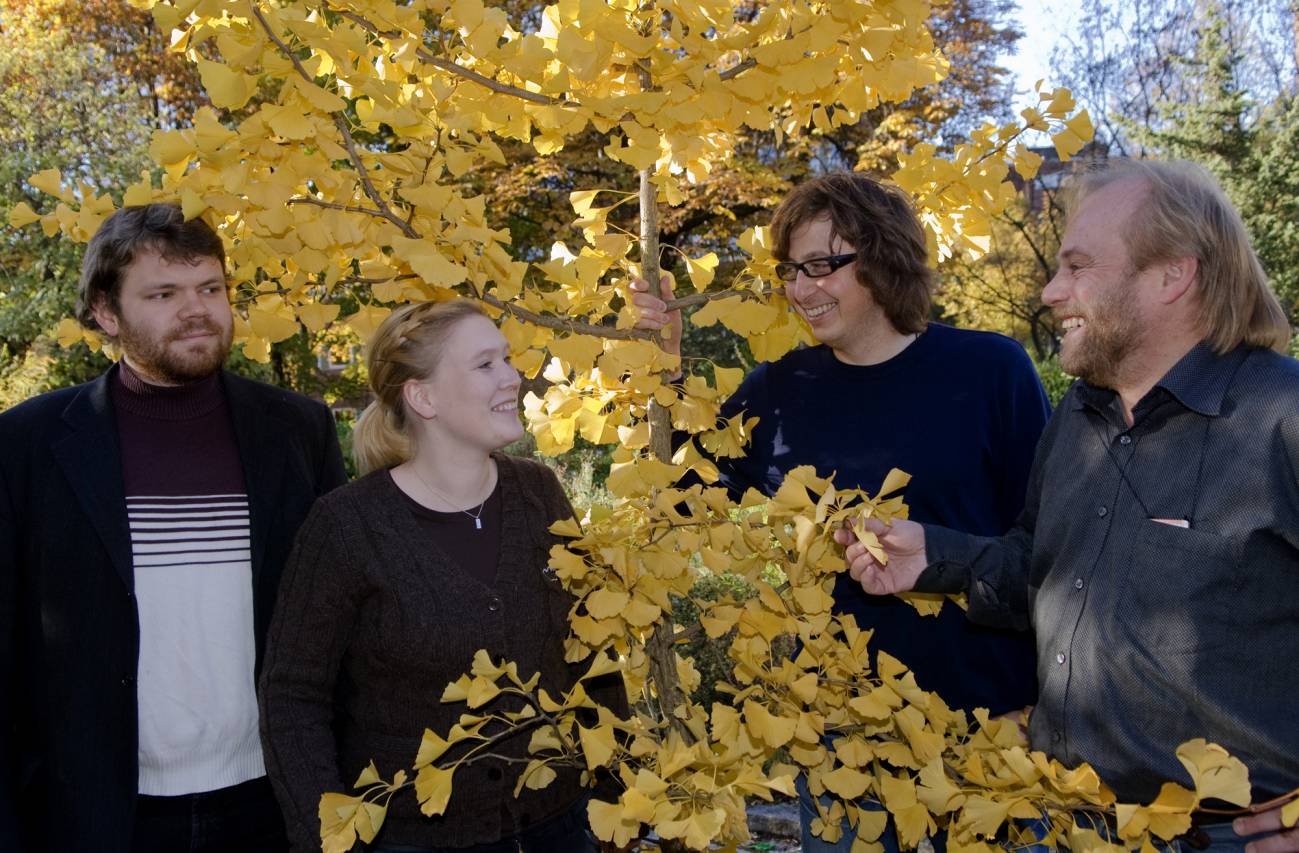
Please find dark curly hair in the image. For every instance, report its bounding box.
[770,173,934,335]
[76,203,226,333]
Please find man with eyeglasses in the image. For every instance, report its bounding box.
[631,171,1050,851]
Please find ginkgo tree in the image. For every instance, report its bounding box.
[15,0,1287,851]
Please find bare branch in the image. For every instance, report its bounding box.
[287,197,394,221]
[476,292,655,341]
[332,116,421,239]
[718,57,758,81]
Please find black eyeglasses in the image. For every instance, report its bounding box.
[773,253,856,282]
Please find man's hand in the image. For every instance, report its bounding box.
[1235,806,1299,853]
[627,273,682,359]
[832,516,929,595]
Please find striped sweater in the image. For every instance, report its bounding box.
[112,362,263,795]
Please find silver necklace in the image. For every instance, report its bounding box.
[410,465,491,530]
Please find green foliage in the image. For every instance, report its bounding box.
[0,339,109,411]
[1034,355,1075,408]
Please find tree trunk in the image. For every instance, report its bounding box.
[638,166,693,745]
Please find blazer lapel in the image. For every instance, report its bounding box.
[223,372,289,583]
[51,371,134,589]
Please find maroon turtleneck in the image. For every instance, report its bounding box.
[110,361,245,498]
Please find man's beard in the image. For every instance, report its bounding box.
[1060,268,1143,389]
[117,317,233,384]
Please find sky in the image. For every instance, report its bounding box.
[1005,0,1085,102]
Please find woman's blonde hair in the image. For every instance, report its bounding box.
[1068,159,1291,354]
[352,299,489,475]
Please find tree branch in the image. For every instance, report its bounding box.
[248,2,418,239]
[332,8,566,106]
[286,197,394,222]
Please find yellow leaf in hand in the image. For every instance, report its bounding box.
[878,468,912,497]
[851,520,888,566]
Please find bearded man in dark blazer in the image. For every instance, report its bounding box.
[0,204,347,853]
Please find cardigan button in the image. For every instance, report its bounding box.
[487,767,502,781]
[488,597,502,612]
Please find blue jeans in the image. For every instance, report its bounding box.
[796,772,920,853]
[370,798,595,853]
[130,775,287,853]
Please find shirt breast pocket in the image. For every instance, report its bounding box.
[1119,521,1241,654]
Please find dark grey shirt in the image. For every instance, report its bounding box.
[918,342,1299,803]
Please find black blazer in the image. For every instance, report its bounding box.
[0,365,347,853]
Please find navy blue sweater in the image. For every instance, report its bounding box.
[715,323,1050,715]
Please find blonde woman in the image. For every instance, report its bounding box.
[259,300,621,852]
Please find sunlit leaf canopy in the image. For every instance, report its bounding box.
[30,0,1088,396]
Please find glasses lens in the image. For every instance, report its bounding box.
[803,259,834,277]
[774,262,799,282]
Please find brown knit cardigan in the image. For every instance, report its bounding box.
[259,453,622,851]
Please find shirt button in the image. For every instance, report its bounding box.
[122,676,136,687]
[1056,652,1066,665]
[488,597,502,612]
[1096,506,1108,517]
[487,767,503,781]
[1119,435,1132,446]
[1052,731,1063,743]
[1074,578,1084,590]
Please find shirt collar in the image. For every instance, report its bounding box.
[1072,341,1248,418]
[1151,342,1248,417]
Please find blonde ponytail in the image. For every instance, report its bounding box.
[351,399,412,475]
[350,299,488,475]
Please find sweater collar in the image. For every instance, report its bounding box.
[110,360,226,421]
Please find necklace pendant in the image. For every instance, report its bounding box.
[474,518,482,530]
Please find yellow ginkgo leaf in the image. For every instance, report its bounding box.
[578,723,617,770]
[353,760,381,789]
[588,798,641,847]
[515,759,557,795]
[28,169,69,202]
[1176,739,1251,807]
[684,251,719,292]
[585,587,630,619]
[296,302,341,333]
[345,304,391,342]
[195,58,255,110]
[8,202,40,228]
[414,765,455,816]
